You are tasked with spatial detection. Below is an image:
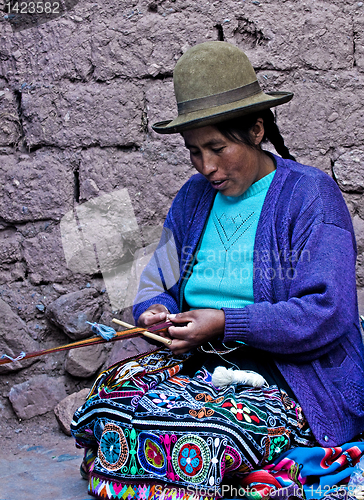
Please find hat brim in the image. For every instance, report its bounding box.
[152,91,293,134]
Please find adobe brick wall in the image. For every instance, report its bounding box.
[0,0,363,424]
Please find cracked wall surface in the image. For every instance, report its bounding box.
[0,0,364,426]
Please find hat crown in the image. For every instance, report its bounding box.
[173,42,259,104]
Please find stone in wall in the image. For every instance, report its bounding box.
[47,288,102,340]
[0,0,358,82]
[0,149,74,223]
[353,215,364,253]
[54,387,90,436]
[0,298,38,373]
[61,189,142,276]
[89,10,216,81]
[0,10,92,83]
[358,288,364,318]
[0,262,26,286]
[22,224,74,284]
[21,82,144,148]
[8,374,68,420]
[144,79,182,146]
[0,227,25,286]
[341,192,362,219]
[353,8,364,72]
[78,145,192,226]
[275,73,364,165]
[357,253,364,288]
[65,344,107,378]
[333,150,364,193]
[0,228,22,268]
[122,242,159,319]
[1,1,216,83]
[354,215,364,289]
[0,90,22,146]
[358,196,364,221]
[220,1,354,71]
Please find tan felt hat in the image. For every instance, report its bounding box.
[152,41,293,134]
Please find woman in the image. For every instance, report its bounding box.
[71,42,364,499]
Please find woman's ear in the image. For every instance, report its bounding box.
[250,118,265,146]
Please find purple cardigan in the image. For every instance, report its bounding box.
[133,154,364,446]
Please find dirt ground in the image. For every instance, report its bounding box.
[0,409,89,500]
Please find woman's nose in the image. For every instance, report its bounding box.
[201,154,218,176]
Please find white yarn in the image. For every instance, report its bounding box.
[212,366,268,388]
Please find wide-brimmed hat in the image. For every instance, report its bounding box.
[152,41,293,134]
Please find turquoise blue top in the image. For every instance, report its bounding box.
[184,170,275,309]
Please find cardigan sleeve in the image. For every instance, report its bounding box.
[223,223,358,361]
[223,171,360,363]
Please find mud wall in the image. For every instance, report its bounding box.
[0,0,364,426]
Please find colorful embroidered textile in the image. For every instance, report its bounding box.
[239,442,364,499]
[71,348,314,499]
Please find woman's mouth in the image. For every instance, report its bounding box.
[211,179,227,189]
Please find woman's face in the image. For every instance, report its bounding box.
[183,120,275,197]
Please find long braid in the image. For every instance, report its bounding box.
[262,110,296,161]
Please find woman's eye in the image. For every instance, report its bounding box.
[212,147,224,153]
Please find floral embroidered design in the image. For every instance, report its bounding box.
[145,439,165,468]
[161,433,178,481]
[221,399,260,423]
[268,435,290,461]
[179,445,202,475]
[150,392,178,408]
[98,423,128,471]
[137,433,167,476]
[172,435,211,483]
[121,427,143,476]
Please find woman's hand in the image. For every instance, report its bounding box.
[137,304,170,329]
[167,309,225,355]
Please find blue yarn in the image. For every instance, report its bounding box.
[1,351,26,362]
[86,322,116,341]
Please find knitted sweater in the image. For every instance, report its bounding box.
[185,171,275,310]
[133,154,364,447]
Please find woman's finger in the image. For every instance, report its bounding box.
[138,307,168,328]
[168,323,191,338]
[144,311,168,325]
[167,312,191,323]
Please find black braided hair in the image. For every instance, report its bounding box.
[215,109,296,161]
